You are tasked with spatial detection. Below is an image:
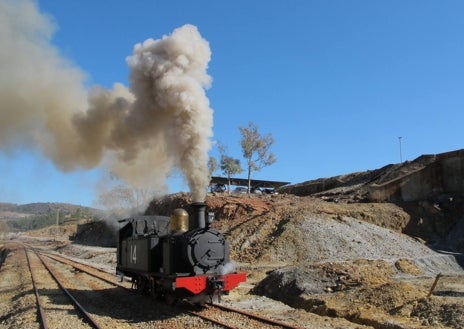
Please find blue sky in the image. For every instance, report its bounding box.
[1,0,463,207]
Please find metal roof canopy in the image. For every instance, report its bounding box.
[210,176,290,190]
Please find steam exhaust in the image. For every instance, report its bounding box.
[0,0,213,203]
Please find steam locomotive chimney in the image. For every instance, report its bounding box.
[191,202,206,229]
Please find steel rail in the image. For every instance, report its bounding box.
[189,310,238,329]
[33,249,104,329]
[36,248,303,328]
[42,251,303,328]
[208,303,305,329]
[44,252,237,328]
[24,248,49,329]
[41,252,130,291]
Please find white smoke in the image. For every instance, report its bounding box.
[217,261,237,275]
[0,0,213,202]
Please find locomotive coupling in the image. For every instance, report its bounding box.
[208,276,225,291]
[208,276,225,302]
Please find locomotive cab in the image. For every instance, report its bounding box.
[117,215,170,274]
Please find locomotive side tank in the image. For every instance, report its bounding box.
[116,202,246,302]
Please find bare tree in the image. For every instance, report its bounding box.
[217,143,242,194]
[97,171,161,217]
[98,183,153,217]
[239,122,276,193]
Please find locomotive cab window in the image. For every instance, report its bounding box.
[135,220,148,235]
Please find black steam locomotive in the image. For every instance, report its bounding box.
[116,202,246,303]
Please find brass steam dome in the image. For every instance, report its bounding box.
[170,208,189,233]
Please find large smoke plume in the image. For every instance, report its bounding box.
[0,0,213,202]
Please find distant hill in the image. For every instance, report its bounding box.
[0,202,102,221]
[0,202,105,233]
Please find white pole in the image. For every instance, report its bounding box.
[56,208,60,239]
[398,137,403,163]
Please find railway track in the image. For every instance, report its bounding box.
[25,247,307,328]
[39,251,131,290]
[24,247,103,329]
[40,251,301,328]
[191,303,305,329]
[22,246,223,328]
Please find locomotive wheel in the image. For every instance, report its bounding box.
[135,275,149,295]
[149,278,158,300]
[187,293,210,306]
[164,293,177,305]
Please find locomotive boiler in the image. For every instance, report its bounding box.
[116,202,246,303]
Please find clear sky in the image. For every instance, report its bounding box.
[1,0,463,207]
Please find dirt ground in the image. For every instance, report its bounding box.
[147,192,464,328]
[2,191,464,328]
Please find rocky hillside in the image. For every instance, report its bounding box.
[278,152,454,202]
[145,192,463,261]
[145,192,464,328]
[277,150,464,253]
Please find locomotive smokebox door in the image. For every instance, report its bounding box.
[187,229,227,274]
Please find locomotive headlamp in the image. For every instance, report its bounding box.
[170,208,189,234]
[207,212,215,225]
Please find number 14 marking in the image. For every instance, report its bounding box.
[130,245,137,264]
